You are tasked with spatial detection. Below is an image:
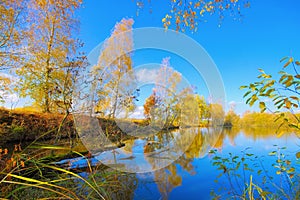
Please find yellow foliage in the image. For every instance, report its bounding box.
[134,0,250,32]
[93,18,134,118]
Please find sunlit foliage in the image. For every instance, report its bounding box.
[241,57,300,136]
[142,57,195,127]
[0,0,26,70]
[93,18,135,118]
[0,75,12,103]
[224,110,240,127]
[143,89,160,120]
[135,0,250,32]
[209,103,225,126]
[16,0,84,113]
[195,94,210,125]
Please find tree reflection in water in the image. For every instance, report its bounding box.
[141,127,223,199]
[137,127,299,199]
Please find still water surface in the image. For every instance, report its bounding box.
[64,127,300,199]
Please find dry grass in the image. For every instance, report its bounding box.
[0,107,75,146]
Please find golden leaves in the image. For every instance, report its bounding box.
[143,91,158,118]
[36,0,47,8]
[157,0,250,32]
[0,0,24,69]
[16,0,83,113]
[162,14,172,29]
[4,148,8,155]
[93,18,134,118]
[259,102,266,112]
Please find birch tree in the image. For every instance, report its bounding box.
[16,0,83,113]
[93,18,135,118]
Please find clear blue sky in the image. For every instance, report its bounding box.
[69,1,299,115]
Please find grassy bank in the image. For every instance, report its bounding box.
[0,108,136,147]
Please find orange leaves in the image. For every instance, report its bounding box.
[162,14,172,29]
[284,99,292,109]
[143,91,158,118]
[194,2,201,8]
[36,0,47,8]
[1,144,26,171]
[0,148,8,158]
[284,57,293,68]
[14,144,22,152]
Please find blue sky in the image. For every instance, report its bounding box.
[76,0,300,115]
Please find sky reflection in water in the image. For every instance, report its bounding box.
[133,128,299,200]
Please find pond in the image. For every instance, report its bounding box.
[59,127,300,199]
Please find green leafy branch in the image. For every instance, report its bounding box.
[240,57,300,135]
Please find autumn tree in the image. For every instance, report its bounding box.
[52,53,88,115]
[93,18,135,118]
[208,103,225,126]
[16,0,83,113]
[0,0,27,102]
[0,0,26,70]
[175,93,199,127]
[153,57,190,127]
[143,57,197,128]
[224,110,240,127]
[195,94,210,124]
[143,89,161,121]
[135,0,250,32]
[0,75,12,103]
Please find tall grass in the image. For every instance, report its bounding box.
[0,144,138,199]
[0,107,137,199]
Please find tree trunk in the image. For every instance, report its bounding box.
[44,20,56,113]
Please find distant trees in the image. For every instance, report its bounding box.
[93,18,135,118]
[224,110,240,127]
[209,103,225,126]
[195,95,210,124]
[143,78,228,128]
[141,58,225,128]
[239,112,277,128]
[142,57,193,127]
